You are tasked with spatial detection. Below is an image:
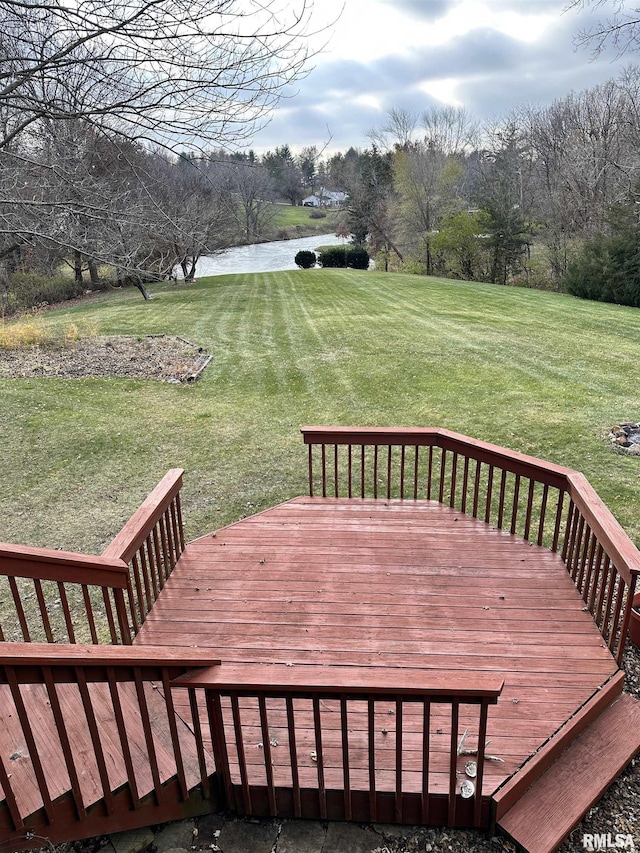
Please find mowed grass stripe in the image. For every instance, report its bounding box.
[1,268,640,553]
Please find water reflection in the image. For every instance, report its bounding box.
[188,234,338,278]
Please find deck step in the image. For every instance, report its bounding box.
[496,693,640,853]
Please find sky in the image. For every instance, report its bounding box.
[248,0,631,155]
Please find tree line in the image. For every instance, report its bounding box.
[0,0,318,308]
[317,68,640,302]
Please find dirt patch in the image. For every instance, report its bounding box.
[0,335,211,383]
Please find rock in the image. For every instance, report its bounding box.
[109,827,154,853]
[627,445,640,455]
[277,820,326,853]
[322,822,381,853]
[215,820,278,853]
[154,821,196,852]
[195,813,225,844]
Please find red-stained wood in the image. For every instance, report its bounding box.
[0,544,129,588]
[135,495,623,830]
[101,470,184,565]
[496,693,640,853]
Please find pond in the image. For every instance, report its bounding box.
[189,233,338,278]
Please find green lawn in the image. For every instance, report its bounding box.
[270,202,342,232]
[2,269,640,555]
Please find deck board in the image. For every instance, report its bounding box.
[134,497,619,798]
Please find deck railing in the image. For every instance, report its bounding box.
[0,544,132,645]
[302,427,640,665]
[0,643,218,836]
[175,663,504,829]
[0,469,185,646]
[102,468,186,639]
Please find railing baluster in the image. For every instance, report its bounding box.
[427,446,434,500]
[510,474,521,535]
[58,581,76,643]
[130,552,147,627]
[523,479,535,541]
[368,696,377,821]
[82,584,99,644]
[102,587,119,644]
[334,444,339,498]
[134,669,163,805]
[33,580,54,642]
[0,748,22,830]
[460,456,470,514]
[313,696,326,819]
[41,682,72,797]
[8,577,30,641]
[207,691,233,809]
[259,694,277,814]
[373,445,379,499]
[608,574,626,655]
[448,701,459,827]
[497,470,507,529]
[449,452,458,509]
[400,445,406,499]
[348,445,353,499]
[161,670,188,801]
[586,543,604,613]
[308,444,314,497]
[146,533,160,599]
[474,699,490,827]
[387,445,392,500]
[230,692,251,813]
[340,696,351,820]
[395,698,403,823]
[421,700,431,824]
[6,666,55,823]
[413,446,420,501]
[472,460,481,518]
[537,483,549,546]
[76,668,115,815]
[107,666,141,808]
[552,490,565,552]
[189,688,211,798]
[438,449,447,505]
[286,696,301,818]
[484,465,494,525]
[321,444,327,497]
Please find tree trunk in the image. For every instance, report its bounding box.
[88,257,99,288]
[74,251,83,285]
[133,278,151,300]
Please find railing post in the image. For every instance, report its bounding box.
[114,587,133,644]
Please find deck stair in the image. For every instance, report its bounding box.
[495,685,640,853]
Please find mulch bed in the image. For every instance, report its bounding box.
[0,335,211,383]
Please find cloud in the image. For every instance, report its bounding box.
[247,0,631,154]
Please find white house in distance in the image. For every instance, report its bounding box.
[302,188,348,208]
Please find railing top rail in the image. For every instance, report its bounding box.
[567,471,640,582]
[174,662,504,702]
[301,426,573,490]
[0,541,129,588]
[0,642,221,683]
[102,468,184,563]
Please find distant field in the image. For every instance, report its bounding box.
[2,268,640,554]
[270,203,342,231]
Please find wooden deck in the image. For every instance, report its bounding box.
[135,496,618,807]
[2,427,639,850]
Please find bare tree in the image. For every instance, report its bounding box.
[0,0,318,152]
[568,0,640,55]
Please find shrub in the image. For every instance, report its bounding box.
[346,246,370,270]
[309,209,327,219]
[294,250,317,269]
[2,271,86,315]
[318,246,347,268]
